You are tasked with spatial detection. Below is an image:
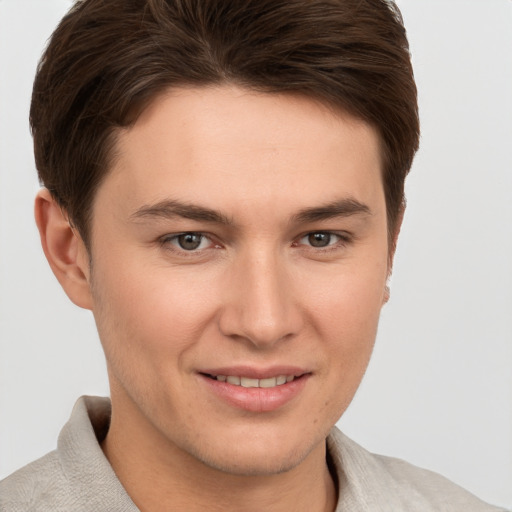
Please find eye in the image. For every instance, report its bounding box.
[163,232,211,251]
[300,232,342,248]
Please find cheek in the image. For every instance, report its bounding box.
[90,259,218,366]
[90,265,216,415]
[305,262,386,394]
[306,259,387,332]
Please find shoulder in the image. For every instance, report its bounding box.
[0,450,77,512]
[328,427,508,512]
[0,396,137,512]
[370,452,506,512]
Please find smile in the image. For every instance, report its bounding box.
[200,370,309,412]
[213,375,296,388]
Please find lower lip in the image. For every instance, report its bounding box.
[200,374,309,412]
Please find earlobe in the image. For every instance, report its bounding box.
[34,188,93,310]
[382,284,391,305]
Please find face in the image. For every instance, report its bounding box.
[86,86,390,476]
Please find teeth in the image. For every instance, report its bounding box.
[259,377,277,388]
[241,377,259,388]
[215,374,295,388]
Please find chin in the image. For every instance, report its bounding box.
[195,446,311,477]
[179,425,324,477]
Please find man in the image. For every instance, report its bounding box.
[0,0,507,510]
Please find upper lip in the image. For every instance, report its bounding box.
[198,365,309,379]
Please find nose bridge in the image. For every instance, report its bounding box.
[220,244,301,347]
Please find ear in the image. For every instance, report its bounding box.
[383,202,405,305]
[387,202,405,274]
[34,188,93,310]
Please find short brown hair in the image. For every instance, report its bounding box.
[31,0,419,247]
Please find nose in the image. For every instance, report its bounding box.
[218,248,303,348]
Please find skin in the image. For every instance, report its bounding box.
[36,86,396,512]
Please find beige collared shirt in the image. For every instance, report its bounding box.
[0,396,507,511]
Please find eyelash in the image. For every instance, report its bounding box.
[294,232,351,251]
[159,231,352,255]
[159,232,220,255]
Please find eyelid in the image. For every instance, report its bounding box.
[159,231,220,253]
[297,229,352,241]
[293,230,353,250]
[158,229,353,256]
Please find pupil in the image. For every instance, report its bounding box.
[178,233,202,250]
[309,232,330,247]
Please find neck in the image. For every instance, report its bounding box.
[101,396,337,512]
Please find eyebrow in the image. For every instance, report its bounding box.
[292,198,372,223]
[130,197,371,226]
[131,199,234,225]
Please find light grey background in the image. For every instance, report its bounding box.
[0,0,511,508]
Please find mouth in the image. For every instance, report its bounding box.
[198,368,309,412]
[203,374,297,388]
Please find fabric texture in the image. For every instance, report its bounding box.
[0,396,507,512]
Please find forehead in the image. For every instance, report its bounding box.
[97,85,384,222]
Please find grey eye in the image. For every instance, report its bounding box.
[307,232,333,247]
[176,233,204,250]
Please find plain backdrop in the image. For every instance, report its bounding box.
[0,0,511,508]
